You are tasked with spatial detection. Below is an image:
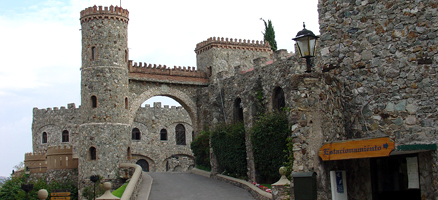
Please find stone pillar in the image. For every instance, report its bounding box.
[271,167,291,200]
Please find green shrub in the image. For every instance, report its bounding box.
[0,174,78,200]
[251,112,290,183]
[211,122,247,179]
[190,130,211,170]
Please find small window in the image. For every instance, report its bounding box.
[91,95,97,108]
[176,124,186,145]
[132,128,141,140]
[91,46,96,60]
[160,129,168,141]
[42,132,47,144]
[125,49,128,62]
[125,97,129,109]
[273,87,285,112]
[127,147,131,160]
[234,98,244,122]
[62,130,69,142]
[89,147,96,160]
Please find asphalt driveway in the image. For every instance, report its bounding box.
[148,172,255,200]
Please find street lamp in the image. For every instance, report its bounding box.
[90,175,99,200]
[292,22,319,73]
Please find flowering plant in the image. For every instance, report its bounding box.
[251,181,272,193]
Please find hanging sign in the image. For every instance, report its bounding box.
[319,137,394,161]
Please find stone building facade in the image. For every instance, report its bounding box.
[23,1,438,199]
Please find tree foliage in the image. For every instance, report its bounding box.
[251,112,290,183]
[190,130,211,171]
[261,18,277,51]
[211,122,247,178]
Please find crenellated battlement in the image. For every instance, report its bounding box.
[47,145,78,170]
[25,152,47,174]
[33,103,79,115]
[47,145,73,155]
[128,60,209,84]
[80,5,129,24]
[25,152,46,160]
[194,37,272,55]
[140,102,185,110]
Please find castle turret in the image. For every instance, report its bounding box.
[195,37,272,80]
[78,5,131,193]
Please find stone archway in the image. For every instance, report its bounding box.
[129,85,198,133]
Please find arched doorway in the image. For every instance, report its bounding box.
[136,159,149,172]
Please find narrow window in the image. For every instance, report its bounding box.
[125,97,129,109]
[234,98,244,122]
[89,147,96,160]
[132,128,141,140]
[91,95,97,108]
[91,46,96,60]
[127,147,131,160]
[273,87,285,112]
[160,129,168,141]
[125,49,128,62]
[62,130,69,142]
[42,132,47,144]
[175,124,186,145]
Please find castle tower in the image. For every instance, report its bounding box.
[78,5,131,189]
[195,37,272,80]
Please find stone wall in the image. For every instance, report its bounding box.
[32,103,80,153]
[317,0,438,141]
[130,103,194,172]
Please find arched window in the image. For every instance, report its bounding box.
[160,129,167,141]
[125,97,129,109]
[273,87,285,112]
[89,147,96,160]
[175,124,186,145]
[91,95,97,108]
[62,130,69,142]
[132,128,141,140]
[91,46,96,60]
[234,98,244,122]
[42,132,47,144]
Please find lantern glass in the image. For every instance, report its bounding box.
[295,36,317,58]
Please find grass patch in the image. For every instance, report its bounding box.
[261,184,271,189]
[111,182,128,198]
[196,165,211,172]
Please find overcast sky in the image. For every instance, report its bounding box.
[0,0,319,177]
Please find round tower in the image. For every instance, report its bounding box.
[78,5,131,193]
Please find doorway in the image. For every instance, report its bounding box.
[136,159,149,172]
[370,154,420,200]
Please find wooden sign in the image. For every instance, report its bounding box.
[51,197,70,200]
[51,192,71,197]
[319,137,394,161]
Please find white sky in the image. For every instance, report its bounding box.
[0,0,319,177]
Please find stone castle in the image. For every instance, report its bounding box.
[24,1,438,199]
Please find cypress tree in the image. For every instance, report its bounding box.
[261,18,277,51]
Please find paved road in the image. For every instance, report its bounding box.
[148,172,255,200]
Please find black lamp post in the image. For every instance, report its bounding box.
[21,184,33,200]
[292,22,319,73]
[90,175,99,200]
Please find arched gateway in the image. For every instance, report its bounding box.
[127,61,209,134]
